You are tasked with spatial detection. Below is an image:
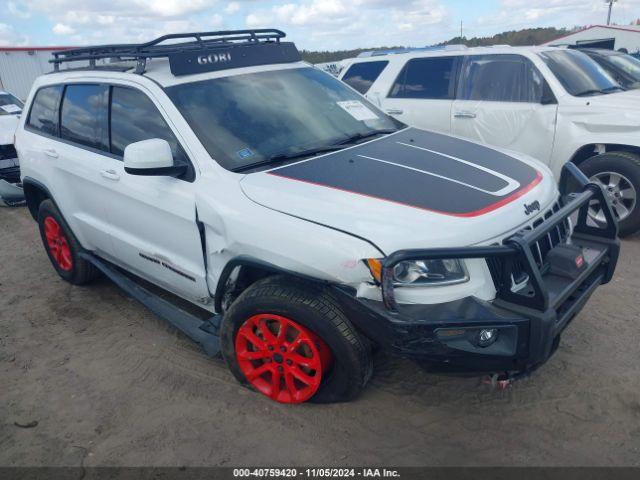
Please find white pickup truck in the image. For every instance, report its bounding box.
[339,46,640,236]
[15,31,619,404]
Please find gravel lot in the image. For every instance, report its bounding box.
[1,206,639,467]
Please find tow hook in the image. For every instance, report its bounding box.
[483,373,512,390]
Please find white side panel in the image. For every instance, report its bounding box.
[194,175,382,296]
[381,98,453,134]
[99,159,211,303]
[49,141,117,256]
[451,100,558,164]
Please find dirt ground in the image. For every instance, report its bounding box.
[1,206,639,467]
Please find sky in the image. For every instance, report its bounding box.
[0,0,639,50]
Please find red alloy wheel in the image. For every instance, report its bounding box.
[43,216,73,272]
[235,313,334,403]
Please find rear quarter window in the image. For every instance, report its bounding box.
[26,85,63,136]
[341,61,389,94]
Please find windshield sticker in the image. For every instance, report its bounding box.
[336,100,379,121]
[0,104,21,114]
[237,148,254,159]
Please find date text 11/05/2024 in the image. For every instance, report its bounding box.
[233,468,401,478]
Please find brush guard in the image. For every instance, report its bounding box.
[379,163,619,317]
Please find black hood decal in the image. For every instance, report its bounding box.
[268,128,541,217]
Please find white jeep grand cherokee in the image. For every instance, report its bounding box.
[16,30,620,404]
[339,46,640,236]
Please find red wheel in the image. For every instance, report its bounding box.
[221,277,372,403]
[43,216,73,271]
[37,200,99,285]
[235,314,333,404]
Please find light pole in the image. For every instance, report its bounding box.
[606,0,617,25]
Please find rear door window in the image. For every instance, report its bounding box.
[459,54,546,103]
[342,61,389,94]
[26,85,63,136]
[389,57,458,99]
[60,84,109,151]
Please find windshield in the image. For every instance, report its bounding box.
[166,67,402,171]
[0,93,24,115]
[539,50,621,96]
[605,53,640,88]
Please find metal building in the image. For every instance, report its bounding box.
[543,25,640,54]
[0,47,70,100]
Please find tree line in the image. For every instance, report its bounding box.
[300,27,572,64]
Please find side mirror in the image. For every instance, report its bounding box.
[124,139,186,177]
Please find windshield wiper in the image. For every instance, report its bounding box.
[575,86,625,96]
[333,129,397,146]
[233,145,345,173]
[233,129,398,173]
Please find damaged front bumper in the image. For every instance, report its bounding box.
[0,155,24,207]
[338,164,620,377]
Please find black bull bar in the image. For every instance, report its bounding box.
[379,163,620,317]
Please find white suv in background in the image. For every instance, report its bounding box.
[339,46,640,236]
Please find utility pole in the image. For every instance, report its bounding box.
[606,0,617,25]
[460,20,463,40]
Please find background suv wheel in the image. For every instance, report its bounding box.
[580,151,640,237]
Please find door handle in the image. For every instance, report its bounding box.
[453,111,477,119]
[100,169,120,181]
[385,109,404,115]
[44,148,59,158]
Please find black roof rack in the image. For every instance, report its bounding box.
[50,29,302,76]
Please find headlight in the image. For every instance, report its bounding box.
[365,258,469,287]
[392,259,468,286]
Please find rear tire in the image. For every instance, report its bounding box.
[37,199,99,285]
[579,151,640,237]
[220,275,372,404]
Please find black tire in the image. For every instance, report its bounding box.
[220,275,373,403]
[579,151,640,237]
[37,199,99,285]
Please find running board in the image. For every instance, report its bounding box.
[79,252,222,357]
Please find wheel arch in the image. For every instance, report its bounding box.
[570,144,640,167]
[214,256,348,314]
[22,177,54,221]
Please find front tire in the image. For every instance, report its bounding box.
[37,199,99,285]
[579,151,640,237]
[220,276,372,404]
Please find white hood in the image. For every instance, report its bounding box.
[240,129,557,254]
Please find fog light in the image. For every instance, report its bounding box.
[477,328,498,347]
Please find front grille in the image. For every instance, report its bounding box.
[0,144,17,161]
[519,202,572,270]
[487,202,572,294]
